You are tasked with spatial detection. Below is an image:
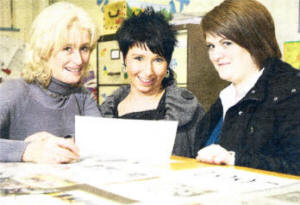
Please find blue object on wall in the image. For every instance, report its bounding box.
[170,0,190,13]
[97,0,109,6]
[177,0,190,12]
[170,0,176,13]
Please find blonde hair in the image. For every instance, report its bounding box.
[22,2,98,87]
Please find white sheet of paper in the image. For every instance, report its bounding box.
[75,116,178,162]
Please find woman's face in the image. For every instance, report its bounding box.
[206,33,259,85]
[48,27,91,85]
[125,45,168,95]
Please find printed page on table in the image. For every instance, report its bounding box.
[75,116,178,163]
[100,166,300,205]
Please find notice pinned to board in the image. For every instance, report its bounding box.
[283,41,300,69]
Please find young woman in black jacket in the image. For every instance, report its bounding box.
[195,0,300,175]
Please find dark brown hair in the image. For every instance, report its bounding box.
[201,0,281,69]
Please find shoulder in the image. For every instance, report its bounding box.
[0,79,29,100]
[99,85,130,117]
[264,58,300,103]
[74,86,96,102]
[166,83,195,101]
[165,83,205,125]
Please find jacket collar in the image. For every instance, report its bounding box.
[240,57,300,104]
[100,83,200,127]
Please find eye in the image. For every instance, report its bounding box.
[206,44,214,49]
[134,56,143,61]
[81,45,90,52]
[154,57,165,63]
[223,41,232,47]
[63,46,72,52]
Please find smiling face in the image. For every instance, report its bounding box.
[125,44,168,95]
[47,26,91,85]
[206,33,260,86]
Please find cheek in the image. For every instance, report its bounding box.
[208,52,217,64]
[154,66,167,79]
[82,53,91,64]
[126,62,141,75]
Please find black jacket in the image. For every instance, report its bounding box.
[194,58,300,175]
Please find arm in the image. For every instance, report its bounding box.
[78,88,102,117]
[0,80,80,163]
[0,80,28,162]
[196,95,300,175]
[22,132,79,164]
[236,98,300,175]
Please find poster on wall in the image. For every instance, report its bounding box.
[284,41,300,69]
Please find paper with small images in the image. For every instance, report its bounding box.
[0,156,166,190]
[75,115,178,162]
[1,158,300,205]
[100,167,300,204]
[0,156,164,204]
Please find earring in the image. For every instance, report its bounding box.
[165,69,170,78]
[122,63,128,79]
[122,63,127,72]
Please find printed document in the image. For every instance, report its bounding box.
[75,116,178,162]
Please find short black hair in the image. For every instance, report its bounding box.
[116,7,177,87]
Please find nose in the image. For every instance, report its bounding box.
[210,47,224,62]
[144,60,154,76]
[71,50,83,66]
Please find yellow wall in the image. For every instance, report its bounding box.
[0,0,299,71]
[0,0,49,41]
[142,0,300,52]
[1,0,299,53]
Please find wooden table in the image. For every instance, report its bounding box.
[1,156,300,204]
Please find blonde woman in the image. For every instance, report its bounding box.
[0,2,101,163]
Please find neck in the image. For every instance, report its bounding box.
[233,69,261,100]
[128,86,165,102]
[46,77,77,96]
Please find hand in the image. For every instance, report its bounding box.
[22,131,80,164]
[196,144,235,165]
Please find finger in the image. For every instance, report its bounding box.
[197,151,213,164]
[196,145,225,164]
[54,147,80,164]
[214,155,227,165]
[25,131,56,142]
[52,137,80,156]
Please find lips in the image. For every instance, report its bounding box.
[218,62,230,67]
[138,75,154,86]
[65,67,82,73]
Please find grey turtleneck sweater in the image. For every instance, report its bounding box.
[0,78,101,162]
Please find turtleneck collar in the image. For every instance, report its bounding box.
[46,77,78,96]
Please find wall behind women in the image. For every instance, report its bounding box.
[0,0,299,75]
[150,0,300,53]
[0,0,49,41]
[2,0,299,50]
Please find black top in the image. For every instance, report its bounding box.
[113,92,166,120]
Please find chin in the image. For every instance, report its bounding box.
[218,72,231,82]
[65,78,81,85]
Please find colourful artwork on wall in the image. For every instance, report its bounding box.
[284,41,300,69]
[103,0,171,35]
